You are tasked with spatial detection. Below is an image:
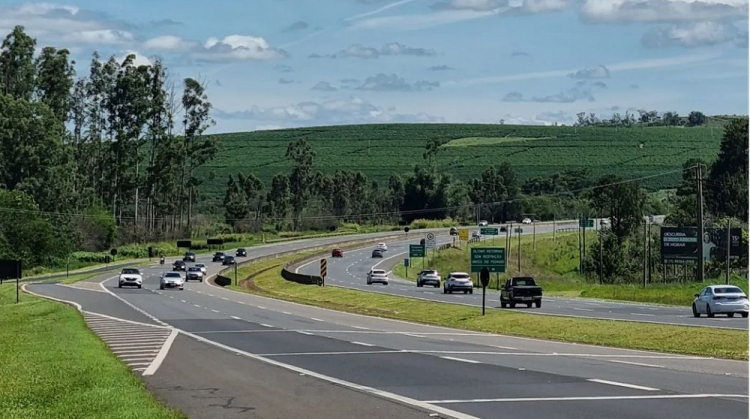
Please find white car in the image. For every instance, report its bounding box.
[522,218,532,224]
[444,272,474,294]
[160,272,185,290]
[376,243,388,252]
[479,220,489,226]
[693,285,749,318]
[367,268,389,285]
[194,263,207,275]
[118,268,143,289]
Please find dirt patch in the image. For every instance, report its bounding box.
[239,264,281,292]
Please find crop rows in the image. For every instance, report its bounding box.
[196,124,722,206]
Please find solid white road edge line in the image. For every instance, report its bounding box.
[143,328,179,376]
[608,360,666,369]
[440,356,481,364]
[178,328,480,419]
[422,394,750,404]
[587,379,660,391]
[21,284,83,312]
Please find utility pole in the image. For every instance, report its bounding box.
[517,229,522,273]
[599,229,604,285]
[643,223,647,288]
[696,165,705,282]
[578,214,582,273]
[582,215,587,275]
[647,221,652,284]
[726,219,731,285]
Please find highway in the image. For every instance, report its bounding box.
[297,228,749,330]
[24,233,749,419]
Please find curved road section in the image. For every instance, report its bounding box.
[297,230,748,330]
[25,233,749,419]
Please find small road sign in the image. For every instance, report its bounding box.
[404,258,409,267]
[515,228,523,234]
[470,247,506,273]
[579,219,594,228]
[320,258,328,278]
[425,232,436,249]
[480,227,499,236]
[458,229,469,241]
[409,244,425,258]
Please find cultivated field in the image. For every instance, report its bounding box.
[196,123,722,207]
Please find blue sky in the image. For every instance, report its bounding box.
[0,0,747,133]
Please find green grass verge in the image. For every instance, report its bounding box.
[393,232,749,306]
[0,285,185,419]
[226,253,748,361]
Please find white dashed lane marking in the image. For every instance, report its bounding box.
[83,312,174,375]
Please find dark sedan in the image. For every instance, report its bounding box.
[236,248,247,257]
[372,249,384,258]
[212,252,225,262]
[172,260,186,271]
[183,252,196,262]
[223,256,236,266]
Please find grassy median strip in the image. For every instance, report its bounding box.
[0,285,185,419]
[393,232,749,306]
[228,253,748,361]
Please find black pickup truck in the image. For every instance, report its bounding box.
[500,277,543,308]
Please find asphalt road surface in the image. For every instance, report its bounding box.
[297,231,749,330]
[25,230,748,419]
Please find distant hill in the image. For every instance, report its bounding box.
[195,123,725,209]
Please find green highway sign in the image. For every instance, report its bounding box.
[579,219,594,228]
[515,228,523,233]
[480,227,499,236]
[409,244,425,258]
[470,247,506,273]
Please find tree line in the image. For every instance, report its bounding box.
[0,26,218,268]
[574,110,713,128]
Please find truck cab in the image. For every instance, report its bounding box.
[500,277,543,308]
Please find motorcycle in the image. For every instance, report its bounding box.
[159,256,165,265]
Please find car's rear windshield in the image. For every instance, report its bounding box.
[715,287,744,294]
[165,273,181,277]
[453,274,470,279]
[422,270,437,275]
[188,267,200,271]
[372,270,386,275]
[122,269,139,274]
[514,278,535,286]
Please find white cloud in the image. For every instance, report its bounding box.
[642,20,744,47]
[213,96,444,128]
[141,34,287,62]
[568,64,611,79]
[0,3,134,46]
[311,42,436,59]
[581,0,748,23]
[445,53,720,86]
[117,50,152,67]
[143,35,194,51]
[432,0,508,11]
[350,9,498,30]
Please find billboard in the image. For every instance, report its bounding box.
[661,227,743,264]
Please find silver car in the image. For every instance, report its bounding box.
[417,270,441,288]
[367,269,389,285]
[160,272,184,290]
[186,266,204,282]
[693,285,749,318]
[444,272,473,294]
[194,263,207,275]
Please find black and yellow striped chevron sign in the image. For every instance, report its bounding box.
[320,258,328,278]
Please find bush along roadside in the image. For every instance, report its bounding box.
[215,249,748,361]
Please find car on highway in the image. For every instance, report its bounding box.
[186,266,204,282]
[236,248,248,257]
[371,249,384,258]
[601,219,611,227]
[160,272,184,290]
[478,220,488,226]
[693,285,749,318]
[118,268,143,289]
[195,263,207,275]
[223,255,236,266]
[500,277,543,308]
[367,269,389,285]
[332,248,343,257]
[522,218,532,224]
[172,260,186,271]
[376,243,388,251]
[420,238,425,246]
[500,226,507,232]
[443,272,473,294]
[183,252,196,262]
[449,227,458,236]
[212,252,225,262]
[471,231,480,239]
[417,270,441,288]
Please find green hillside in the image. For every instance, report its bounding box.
[196,123,723,208]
